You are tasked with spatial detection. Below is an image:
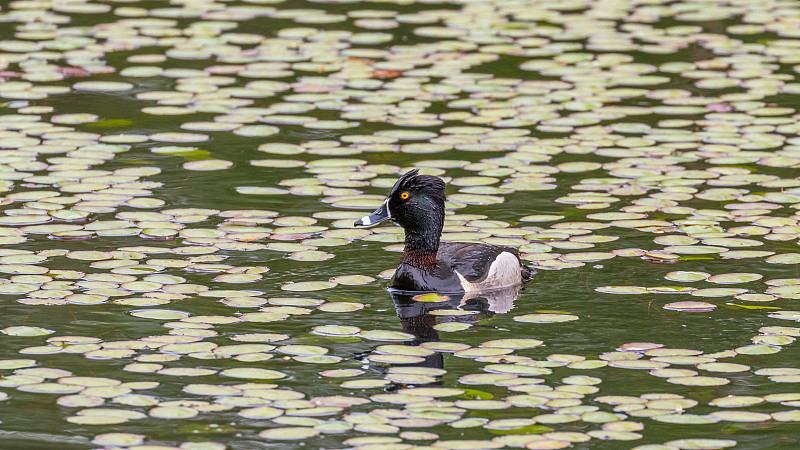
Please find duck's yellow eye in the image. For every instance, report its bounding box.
[400,192,410,199]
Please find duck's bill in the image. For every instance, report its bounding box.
[354,201,391,227]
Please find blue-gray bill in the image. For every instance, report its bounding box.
[354,201,391,227]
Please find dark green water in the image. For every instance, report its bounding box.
[0,0,798,449]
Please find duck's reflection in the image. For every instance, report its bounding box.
[387,285,523,371]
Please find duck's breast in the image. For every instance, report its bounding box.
[389,262,464,293]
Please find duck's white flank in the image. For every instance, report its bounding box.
[455,251,522,292]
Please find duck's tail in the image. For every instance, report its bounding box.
[521,263,535,284]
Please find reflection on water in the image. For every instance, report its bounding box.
[388,285,523,371]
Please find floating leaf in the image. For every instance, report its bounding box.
[514,314,579,323]
[664,301,716,312]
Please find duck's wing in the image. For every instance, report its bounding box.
[438,242,521,284]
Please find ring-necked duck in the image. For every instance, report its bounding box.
[355,169,533,293]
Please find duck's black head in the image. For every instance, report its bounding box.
[355,169,446,260]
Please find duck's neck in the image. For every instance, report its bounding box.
[401,227,440,268]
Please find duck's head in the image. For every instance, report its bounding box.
[354,169,446,233]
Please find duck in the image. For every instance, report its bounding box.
[354,169,533,293]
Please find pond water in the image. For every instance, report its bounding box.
[0,0,799,449]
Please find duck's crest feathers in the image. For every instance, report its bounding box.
[390,169,420,196]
